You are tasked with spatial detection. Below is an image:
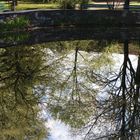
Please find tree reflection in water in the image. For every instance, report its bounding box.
[83,41,140,140]
[0,40,140,140]
[0,46,48,140]
[46,40,140,140]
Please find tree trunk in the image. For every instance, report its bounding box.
[11,0,17,11]
[124,0,130,10]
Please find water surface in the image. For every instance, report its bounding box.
[0,28,140,140]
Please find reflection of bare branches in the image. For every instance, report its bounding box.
[71,47,79,101]
[135,56,140,86]
[84,41,140,140]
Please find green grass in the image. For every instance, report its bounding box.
[130,2,140,5]
[0,1,9,11]
[16,3,59,10]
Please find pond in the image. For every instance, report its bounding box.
[0,27,140,140]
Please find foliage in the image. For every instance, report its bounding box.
[58,0,89,9]
[0,16,30,32]
[58,0,78,9]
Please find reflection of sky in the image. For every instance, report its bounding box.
[41,109,81,140]
[47,119,81,140]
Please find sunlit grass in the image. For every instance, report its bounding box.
[130,2,140,5]
[16,3,59,10]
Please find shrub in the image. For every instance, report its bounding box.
[0,16,30,32]
[58,0,89,9]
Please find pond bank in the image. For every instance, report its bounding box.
[0,10,140,28]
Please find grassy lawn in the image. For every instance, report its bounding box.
[2,2,59,11]
[16,3,59,10]
[130,2,140,5]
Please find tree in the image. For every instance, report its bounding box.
[11,0,18,11]
[124,0,130,9]
[56,0,89,9]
